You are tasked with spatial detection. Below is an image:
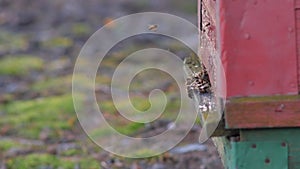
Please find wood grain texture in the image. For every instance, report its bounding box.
[225,96,300,129]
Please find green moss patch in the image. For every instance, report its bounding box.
[116,122,144,136]
[0,139,22,152]
[32,75,72,95]
[0,55,44,76]
[6,154,100,169]
[42,37,73,49]
[97,93,180,137]
[0,95,75,139]
[99,96,150,114]
[0,30,29,53]
[71,23,92,37]
[60,148,82,157]
[129,148,159,158]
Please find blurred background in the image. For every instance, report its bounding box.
[0,0,223,168]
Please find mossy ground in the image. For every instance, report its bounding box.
[0,30,29,54]
[71,23,92,37]
[0,139,22,152]
[0,1,223,168]
[0,95,75,139]
[0,38,182,168]
[42,37,73,49]
[0,55,44,76]
[32,75,72,95]
[6,154,100,169]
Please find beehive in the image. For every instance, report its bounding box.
[198,0,300,168]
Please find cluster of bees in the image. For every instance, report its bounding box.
[184,55,212,99]
[186,68,211,99]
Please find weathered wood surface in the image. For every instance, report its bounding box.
[225,95,300,129]
[218,0,298,97]
[240,129,300,169]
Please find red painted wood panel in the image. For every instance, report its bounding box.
[296,8,300,92]
[296,0,300,9]
[218,0,298,98]
[198,0,300,129]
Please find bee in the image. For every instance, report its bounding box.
[148,24,158,32]
[183,54,211,99]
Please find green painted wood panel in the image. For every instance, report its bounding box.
[240,128,300,169]
[215,128,300,169]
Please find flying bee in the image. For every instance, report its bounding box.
[148,24,158,32]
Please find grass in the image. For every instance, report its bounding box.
[116,122,144,136]
[71,23,92,37]
[89,120,144,138]
[96,93,181,137]
[99,96,151,114]
[0,30,28,53]
[0,95,75,139]
[42,37,73,49]
[32,75,72,95]
[130,148,160,158]
[0,55,44,76]
[60,148,82,156]
[6,154,100,169]
[0,139,22,152]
